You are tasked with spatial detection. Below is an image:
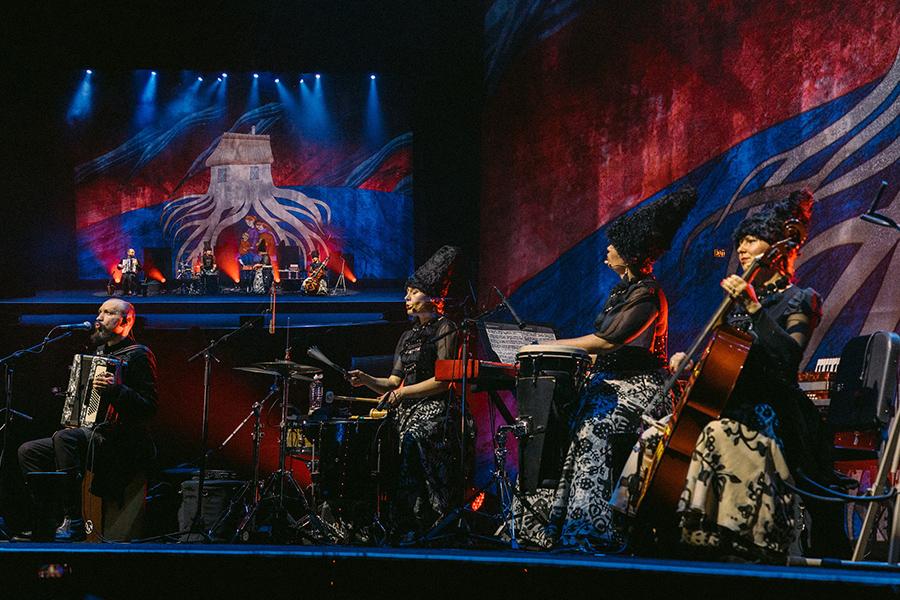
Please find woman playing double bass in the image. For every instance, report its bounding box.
[663,190,845,561]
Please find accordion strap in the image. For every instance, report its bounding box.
[107,344,147,358]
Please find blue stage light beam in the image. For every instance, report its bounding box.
[67,70,93,123]
[275,76,298,113]
[134,70,158,128]
[366,73,386,143]
[247,72,261,110]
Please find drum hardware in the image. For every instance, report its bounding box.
[423,415,548,548]
[227,337,338,543]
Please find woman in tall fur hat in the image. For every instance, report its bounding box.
[517,187,697,550]
[348,245,462,542]
[663,189,845,561]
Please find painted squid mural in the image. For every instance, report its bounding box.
[161,132,332,264]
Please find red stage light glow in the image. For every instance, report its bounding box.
[110,263,122,284]
[324,249,357,284]
[471,491,485,512]
[146,267,166,283]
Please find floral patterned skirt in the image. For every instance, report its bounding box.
[391,395,461,535]
[676,418,802,561]
[514,369,670,549]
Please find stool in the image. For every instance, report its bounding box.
[82,470,147,542]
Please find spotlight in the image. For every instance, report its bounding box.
[315,73,321,79]
[253,73,259,79]
[197,76,203,82]
[217,77,222,82]
[370,74,376,80]
[221,73,227,78]
[151,71,157,76]
[299,78,304,84]
[86,69,93,75]
[275,78,280,83]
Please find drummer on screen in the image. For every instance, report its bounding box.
[517,187,697,550]
[347,246,462,544]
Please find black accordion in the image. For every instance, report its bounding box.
[61,354,124,428]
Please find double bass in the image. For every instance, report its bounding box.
[303,255,330,294]
[632,218,807,519]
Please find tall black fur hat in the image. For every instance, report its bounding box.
[606,186,698,269]
[733,189,814,247]
[407,245,460,297]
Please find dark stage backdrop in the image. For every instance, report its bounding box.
[66,70,413,284]
[481,0,900,368]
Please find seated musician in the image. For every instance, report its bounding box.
[199,243,219,295]
[661,190,846,561]
[304,249,328,294]
[519,188,696,550]
[347,246,462,543]
[251,241,274,294]
[17,298,158,541]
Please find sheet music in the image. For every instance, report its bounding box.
[481,322,557,364]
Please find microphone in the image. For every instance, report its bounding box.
[57,321,94,331]
[493,286,526,330]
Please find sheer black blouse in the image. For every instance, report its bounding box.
[592,275,668,371]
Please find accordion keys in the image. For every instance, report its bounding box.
[61,354,124,428]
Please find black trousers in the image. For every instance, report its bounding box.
[18,428,91,518]
[122,272,139,295]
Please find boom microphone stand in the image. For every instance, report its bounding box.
[0,329,76,540]
[185,316,261,541]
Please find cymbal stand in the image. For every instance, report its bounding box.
[205,380,278,541]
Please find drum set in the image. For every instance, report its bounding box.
[221,358,397,544]
[174,260,202,295]
[203,340,593,546]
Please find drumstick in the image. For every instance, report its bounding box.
[329,394,381,404]
[307,346,350,379]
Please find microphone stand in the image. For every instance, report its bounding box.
[419,290,523,543]
[0,329,75,539]
[184,316,260,542]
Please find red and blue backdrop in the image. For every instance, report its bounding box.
[481,0,900,370]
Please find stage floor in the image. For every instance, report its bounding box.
[0,288,408,329]
[2,543,899,599]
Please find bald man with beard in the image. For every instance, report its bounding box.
[18,298,158,541]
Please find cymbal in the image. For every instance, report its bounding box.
[235,365,318,381]
[253,360,322,375]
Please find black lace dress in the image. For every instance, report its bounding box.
[389,316,461,535]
